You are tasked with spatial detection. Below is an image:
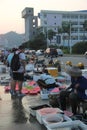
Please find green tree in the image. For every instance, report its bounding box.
[47,29,56,43]
[22,32,47,50]
[72,41,87,54]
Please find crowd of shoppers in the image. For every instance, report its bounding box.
[0,47,87,116]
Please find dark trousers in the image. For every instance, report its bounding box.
[59,90,80,114]
[59,90,70,110]
[69,92,80,114]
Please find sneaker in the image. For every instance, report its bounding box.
[9,89,16,96]
[17,93,26,98]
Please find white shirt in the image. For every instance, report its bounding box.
[17,52,26,73]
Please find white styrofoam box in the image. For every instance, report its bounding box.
[42,113,72,127]
[36,108,63,124]
[29,104,51,117]
[47,126,71,130]
[40,89,50,100]
[46,120,87,130]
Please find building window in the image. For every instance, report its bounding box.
[62,14,70,19]
[72,27,78,33]
[72,21,78,25]
[62,14,66,18]
[44,21,47,24]
[43,14,47,18]
[72,36,78,40]
[33,31,35,35]
[33,24,35,28]
[79,28,84,33]
[71,15,78,19]
[33,19,35,23]
[80,22,84,25]
[66,15,70,18]
[79,36,84,40]
[80,15,87,19]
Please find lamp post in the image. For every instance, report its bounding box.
[69,21,72,54]
[44,27,48,48]
[46,27,49,48]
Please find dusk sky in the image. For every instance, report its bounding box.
[0,0,87,34]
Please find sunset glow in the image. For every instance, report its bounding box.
[0,0,87,34]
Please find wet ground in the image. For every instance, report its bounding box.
[0,86,48,130]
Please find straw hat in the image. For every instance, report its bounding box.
[67,66,82,77]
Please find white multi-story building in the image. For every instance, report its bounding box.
[22,8,38,42]
[39,10,87,46]
[22,8,87,46]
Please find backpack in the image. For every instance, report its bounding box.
[10,52,21,71]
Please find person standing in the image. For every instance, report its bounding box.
[7,48,17,97]
[7,46,26,98]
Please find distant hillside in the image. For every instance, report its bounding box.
[0,31,24,49]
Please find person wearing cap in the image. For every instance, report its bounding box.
[77,62,84,70]
[54,59,61,72]
[65,61,72,72]
[59,66,87,114]
[47,57,54,67]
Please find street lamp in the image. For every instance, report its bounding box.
[69,21,72,54]
[44,27,48,48]
[46,27,49,48]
